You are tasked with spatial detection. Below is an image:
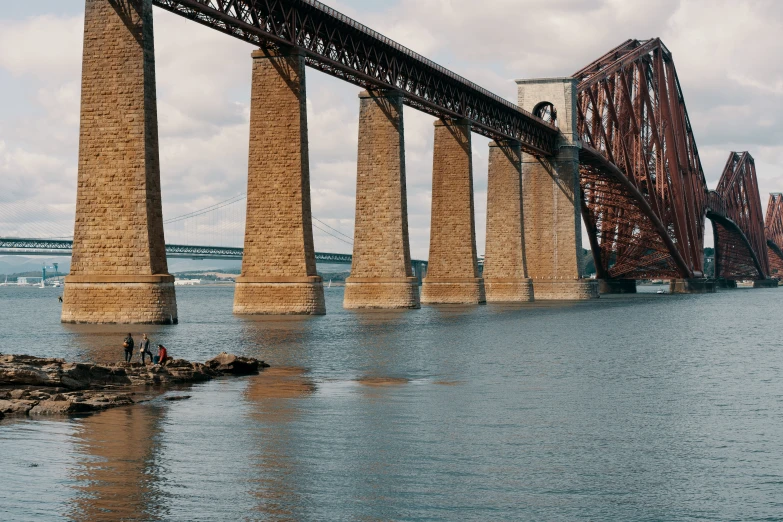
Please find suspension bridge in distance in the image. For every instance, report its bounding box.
[0,238,430,283]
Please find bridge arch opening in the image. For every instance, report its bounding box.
[704,211,766,281]
[532,101,558,128]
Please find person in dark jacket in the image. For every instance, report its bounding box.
[123,333,134,363]
[138,333,153,364]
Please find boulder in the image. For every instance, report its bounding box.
[153,360,216,384]
[29,400,93,415]
[80,393,134,411]
[9,389,27,400]
[164,395,191,402]
[205,352,267,375]
[0,399,38,415]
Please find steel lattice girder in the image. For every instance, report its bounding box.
[709,152,770,280]
[150,0,559,155]
[574,39,772,281]
[765,194,783,277]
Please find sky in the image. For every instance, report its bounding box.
[1,0,782,259]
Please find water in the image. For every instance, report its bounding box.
[1,284,783,521]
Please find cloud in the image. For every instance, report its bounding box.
[0,14,83,81]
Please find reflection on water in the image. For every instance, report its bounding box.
[356,376,409,386]
[69,406,165,522]
[246,367,317,401]
[2,285,783,519]
[245,368,315,520]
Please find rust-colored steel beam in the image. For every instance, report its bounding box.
[710,153,770,280]
[575,39,706,280]
[575,39,772,282]
[766,193,783,277]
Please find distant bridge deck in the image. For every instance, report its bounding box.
[0,238,428,267]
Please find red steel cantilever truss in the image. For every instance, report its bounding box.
[574,39,772,281]
[151,0,558,155]
[709,153,769,280]
[766,194,783,277]
[575,39,706,280]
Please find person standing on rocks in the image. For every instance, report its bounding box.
[138,334,153,365]
[123,333,135,363]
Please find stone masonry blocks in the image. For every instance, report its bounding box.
[62,282,177,324]
[233,48,325,315]
[516,77,598,300]
[62,0,178,324]
[344,90,419,309]
[421,119,485,304]
[484,140,533,302]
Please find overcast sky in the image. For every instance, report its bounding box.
[1,0,781,258]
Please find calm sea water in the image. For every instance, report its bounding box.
[1,284,782,521]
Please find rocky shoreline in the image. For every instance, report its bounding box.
[0,353,269,419]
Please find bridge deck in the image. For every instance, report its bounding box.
[0,238,427,266]
[151,0,558,155]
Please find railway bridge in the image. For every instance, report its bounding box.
[47,0,778,324]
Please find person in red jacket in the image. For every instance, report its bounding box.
[155,344,168,365]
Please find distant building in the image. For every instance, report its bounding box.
[17,277,42,285]
[174,279,202,286]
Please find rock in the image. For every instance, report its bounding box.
[205,352,266,375]
[0,353,270,420]
[164,395,191,401]
[0,356,131,391]
[80,393,133,411]
[0,399,38,415]
[29,400,93,415]
[9,389,26,400]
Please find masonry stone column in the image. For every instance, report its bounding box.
[515,77,599,300]
[483,140,534,302]
[344,90,419,309]
[62,0,177,324]
[233,48,325,315]
[420,119,486,304]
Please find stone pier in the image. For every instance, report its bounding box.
[669,279,716,294]
[483,140,533,302]
[344,90,419,309]
[516,77,598,300]
[233,48,325,315]
[715,278,738,289]
[598,279,637,294]
[421,119,485,304]
[753,279,779,288]
[62,0,177,324]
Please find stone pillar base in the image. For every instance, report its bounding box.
[669,278,716,294]
[753,279,779,288]
[61,276,177,324]
[715,278,737,289]
[484,278,533,302]
[233,277,325,315]
[343,277,420,309]
[421,278,486,304]
[532,279,599,300]
[598,279,637,294]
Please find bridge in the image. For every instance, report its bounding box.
[0,237,430,282]
[575,39,777,293]
[5,0,778,324]
[766,194,783,278]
